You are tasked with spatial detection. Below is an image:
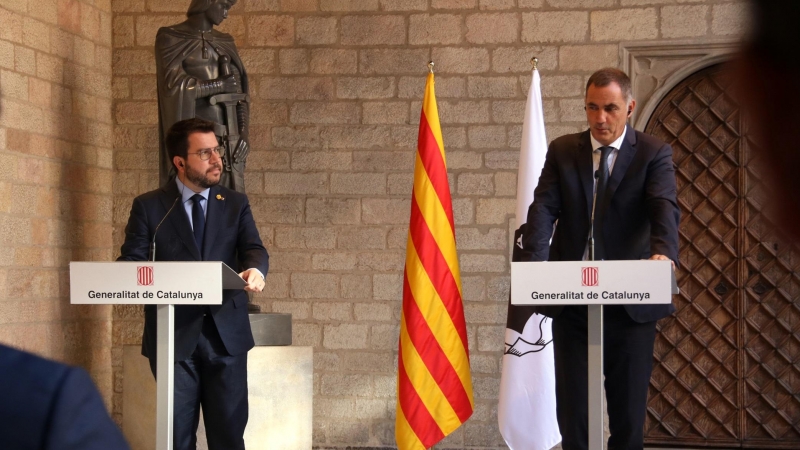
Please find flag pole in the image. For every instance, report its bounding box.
[396,59,474,450]
[498,56,562,450]
[425,61,438,450]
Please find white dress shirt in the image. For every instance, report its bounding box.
[589,124,627,184]
[175,176,209,232]
[583,125,628,260]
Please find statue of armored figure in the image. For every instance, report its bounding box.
[155,0,249,192]
[156,0,264,314]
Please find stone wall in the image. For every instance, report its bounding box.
[111,0,748,447]
[0,0,114,402]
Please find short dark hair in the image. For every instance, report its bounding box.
[165,118,217,167]
[586,68,633,104]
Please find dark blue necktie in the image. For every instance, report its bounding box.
[594,146,613,260]
[191,194,205,252]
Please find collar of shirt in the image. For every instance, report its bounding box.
[589,124,627,175]
[589,124,627,152]
[175,177,210,225]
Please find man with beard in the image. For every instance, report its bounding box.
[156,0,250,193]
[118,118,269,450]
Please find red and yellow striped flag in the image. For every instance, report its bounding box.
[396,72,474,450]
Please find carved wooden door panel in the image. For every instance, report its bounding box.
[643,64,800,448]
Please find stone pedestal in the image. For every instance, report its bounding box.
[123,345,313,450]
[250,312,292,346]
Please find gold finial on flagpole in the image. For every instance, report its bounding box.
[531,56,539,70]
[428,61,435,73]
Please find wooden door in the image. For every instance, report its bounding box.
[643,64,800,448]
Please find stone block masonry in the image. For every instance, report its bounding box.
[0,0,115,414]
[109,0,749,447]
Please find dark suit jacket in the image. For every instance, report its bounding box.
[0,344,130,450]
[118,181,269,362]
[521,128,680,323]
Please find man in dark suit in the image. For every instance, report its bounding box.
[521,68,680,450]
[0,343,130,450]
[118,118,269,450]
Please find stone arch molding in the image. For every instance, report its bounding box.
[621,39,740,130]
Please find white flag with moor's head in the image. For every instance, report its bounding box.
[498,68,562,450]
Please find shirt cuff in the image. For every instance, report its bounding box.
[248,268,265,280]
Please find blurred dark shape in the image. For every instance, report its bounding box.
[736,1,800,239]
[0,343,130,450]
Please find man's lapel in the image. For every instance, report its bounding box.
[160,182,201,260]
[577,131,594,219]
[202,185,226,261]
[605,127,638,208]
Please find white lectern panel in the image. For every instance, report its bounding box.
[511,260,673,306]
[69,261,242,305]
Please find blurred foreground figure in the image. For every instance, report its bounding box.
[0,343,130,450]
[736,1,800,239]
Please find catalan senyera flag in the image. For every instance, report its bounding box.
[396,72,474,450]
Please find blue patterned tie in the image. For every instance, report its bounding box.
[191,194,205,253]
[594,146,613,260]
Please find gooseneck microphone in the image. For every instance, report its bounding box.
[588,169,600,261]
[149,195,181,261]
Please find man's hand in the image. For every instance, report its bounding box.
[239,269,265,293]
[649,254,675,270]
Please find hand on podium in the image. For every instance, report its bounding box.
[239,268,265,292]
[648,253,675,269]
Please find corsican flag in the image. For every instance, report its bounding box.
[396,70,474,450]
[497,66,562,450]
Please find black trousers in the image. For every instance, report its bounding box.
[552,305,657,450]
[149,315,249,450]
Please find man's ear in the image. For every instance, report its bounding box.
[627,99,636,117]
[173,156,185,170]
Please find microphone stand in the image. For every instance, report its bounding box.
[588,169,603,450]
[150,195,181,261]
[151,193,180,450]
[588,170,599,262]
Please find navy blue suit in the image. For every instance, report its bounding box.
[521,128,680,450]
[522,127,680,322]
[0,344,130,450]
[118,180,269,450]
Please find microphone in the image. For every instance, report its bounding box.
[588,170,600,261]
[149,195,181,261]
